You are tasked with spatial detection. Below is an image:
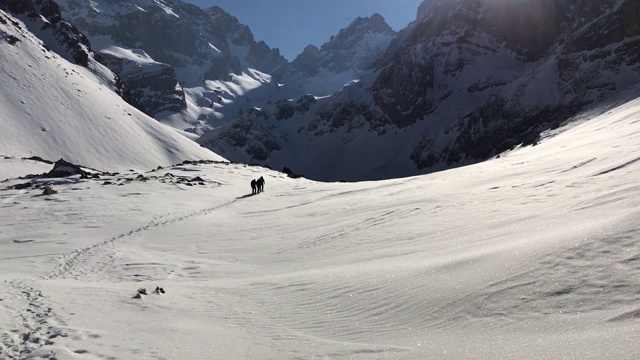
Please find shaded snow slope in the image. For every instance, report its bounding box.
[2,94,640,358]
[0,9,224,172]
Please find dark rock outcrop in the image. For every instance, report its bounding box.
[1,0,91,66]
[46,158,88,177]
[41,186,58,195]
[98,52,186,115]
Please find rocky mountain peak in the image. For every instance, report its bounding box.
[337,13,395,39]
[290,44,320,72]
[302,44,321,55]
[325,13,396,52]
[288,13,397,76]
[205,5,254,46]
[368,13,390,30]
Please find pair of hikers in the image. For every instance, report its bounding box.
[251,176,265,195]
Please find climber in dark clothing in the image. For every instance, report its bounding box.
[256,176,265,193]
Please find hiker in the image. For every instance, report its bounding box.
[251,179,257,194]
[256,176,265,193]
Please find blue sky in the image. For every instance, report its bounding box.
[182,0,424,60]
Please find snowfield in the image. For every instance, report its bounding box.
[2,94,640,359]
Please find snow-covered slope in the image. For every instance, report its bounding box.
[1,88,640,359]
[0,7,224,171]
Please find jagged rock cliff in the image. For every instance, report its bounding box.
[290,13,396,76]
[201,0,640,181]
[277,14,397,97]
[1,0,91,66]
[54,0,287,117]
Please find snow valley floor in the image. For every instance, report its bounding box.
[2,99,640,359]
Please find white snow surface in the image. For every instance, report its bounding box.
[2,95,640,358]
[90,36,160,65]
[159,69,282,131]
[0,12,224,172]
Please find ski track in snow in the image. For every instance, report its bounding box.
[0,280,65,360]
[0,197,242,359]
[43,198,241,281]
